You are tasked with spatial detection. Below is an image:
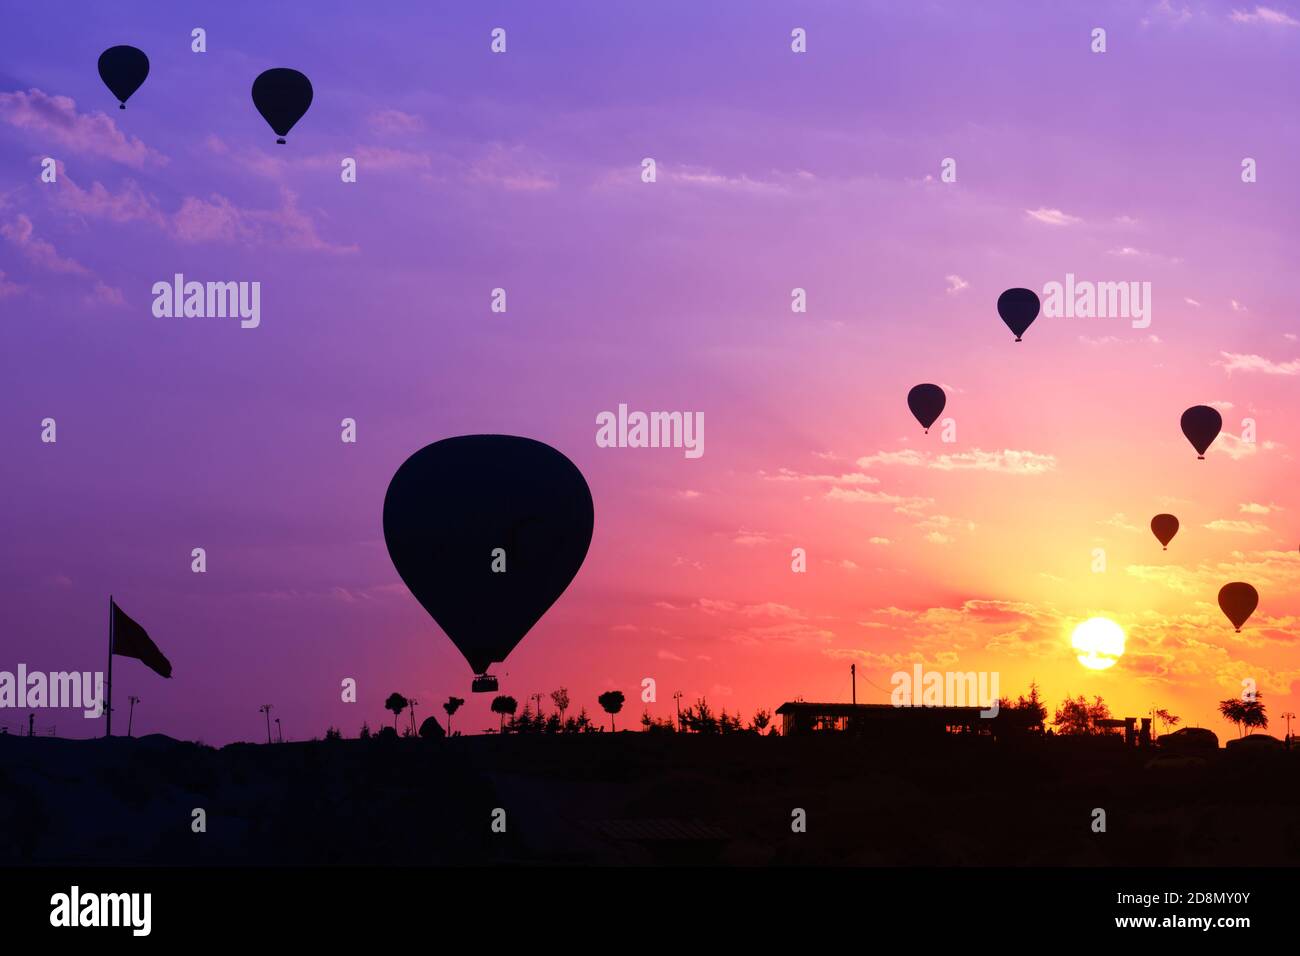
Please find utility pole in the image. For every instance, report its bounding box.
[275,717,283,743]
[673,691,683,732]
[531,692,545,717]
[28,713,35,737]
[851,664,856,705]
[1283,712,1295,748]
[127,696,140,737]
[259,704,273,744]
[408,698,419,734]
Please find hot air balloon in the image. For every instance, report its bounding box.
[907,384,946,434]
[1150,514,1179,550]
[1218,582,1259,633]
[98,46,149,109]
[997,288,1040,342]
[1180,405,1222,459]
[382,436,594,692]
[251,68,313,144]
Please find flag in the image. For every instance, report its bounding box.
[111,600,172,678]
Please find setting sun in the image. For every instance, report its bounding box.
[1071,618,1126,671]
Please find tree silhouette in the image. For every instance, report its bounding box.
[1052,695,1114,736]
[565,706,598,733]
[443,696,465,736]
[641,711,676,733]
[384,692,408,731]
[491,695,518,732]
[718,709,744,734]
[1219,694,1268,737]
[679,698,718,734]
[551,687,570,724]
[1154,708,1180,737]
[749,708,771,734]
[598,690,625,731]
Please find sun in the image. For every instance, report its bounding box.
[1071,617,1126,670]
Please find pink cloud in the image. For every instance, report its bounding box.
[1,212,124,306]
[1,213,91,275]
[367,108,425,135]
[0,89,166,168]
[51,164,166,225]
[172,189,358,253]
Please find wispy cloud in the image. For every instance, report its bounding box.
[1230,6,1300,26]
[0,89,166,168]
[2,213,90,275]
[944,274,969,295]
[1217,351,1300,376]
[1204,519,1269,534]
[1025,207,1081,226]
[855,448,1057,475]
[367,108,425,135]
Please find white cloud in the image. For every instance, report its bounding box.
[1230,6,1300,26]
[1025,207,1081,226]
[855,448,1056,475]
[1217,352,1300,376]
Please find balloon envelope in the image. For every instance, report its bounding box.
[1150,514,1179,550]
[382,436,594,678]
[997,288,1040,342]
[98,46,149,108]
[252,68,313,143]
[1180,405,1222,459]
[907,384,946,432]
[1217,582,1258,632]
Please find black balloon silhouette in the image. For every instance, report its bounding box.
[1150,514,1179,550]
[997,288,1040,342]
[251,68,313,144]
[98,46,149,109]
[1180,405,1223,459]
[1217,582,1259,633]
[907,384,946,433]
[382,436,594,685]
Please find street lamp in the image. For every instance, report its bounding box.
[259,704,273,744]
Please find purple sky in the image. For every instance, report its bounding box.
[2,1,1298,743]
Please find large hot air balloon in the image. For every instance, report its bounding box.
[251,68,313,144]
[1150,514,1179,550]
[1217,582,1259,633]
[382,436,595,692]
[98,46,149,109]
[997,288,1040,342]
[1180,405,1222,459]
[907,384,946,434]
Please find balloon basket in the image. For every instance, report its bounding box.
[471,675,499,694]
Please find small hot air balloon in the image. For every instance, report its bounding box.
[1181,405,1222,459]
[1150,514,1179,550]
[251,68,313,144]
[98,46,149,109]
[997,288,1040,342]
[383,436,594,692]
[907,384,946,434]
[1218,582,1259,633]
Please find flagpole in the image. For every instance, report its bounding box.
[105,595,114,738]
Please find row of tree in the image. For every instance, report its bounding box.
[337,681,1271,740]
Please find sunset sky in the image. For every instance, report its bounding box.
[1,0,1296,744]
